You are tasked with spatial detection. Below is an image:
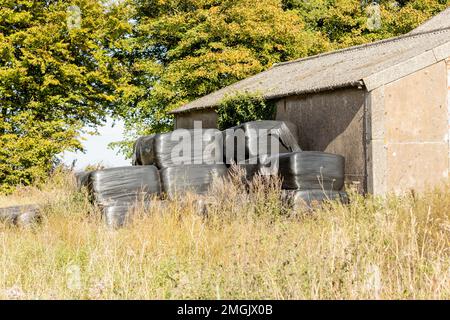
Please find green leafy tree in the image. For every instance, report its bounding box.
[120,0,330,136]
[217,92,276,130]
[0,112,81,192]
[0,0,132,192]
[284,0,449,48]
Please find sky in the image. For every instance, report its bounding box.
[61,118,130,170]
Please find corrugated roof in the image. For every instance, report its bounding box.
[171,27,450,114]
[410,7,450,34]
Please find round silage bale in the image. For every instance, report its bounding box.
[0,207,19,225]
[132,135,157,166]
[160,164,228,198]
[262,151,345,191]
[133,129,223,168]
[74,171,92,190]
[0,205,41,227]
[90,166,161,207]
[103,205,132,228]
[16,210,41,228]
[102,200,171,228]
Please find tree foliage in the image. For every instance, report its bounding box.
[120,0,330,135]
[285,0,448,47]
[0,0,132,192]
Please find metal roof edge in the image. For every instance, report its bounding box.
[363,42,450,91]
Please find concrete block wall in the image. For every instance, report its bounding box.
[367,61,449,194]
[175,109,218,129]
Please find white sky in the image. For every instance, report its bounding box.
[61,118,130,170]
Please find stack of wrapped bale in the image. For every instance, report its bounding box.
[223,120,347,209]
[74,128,228,227]
[132,128,228,199]
[71,119,348,227]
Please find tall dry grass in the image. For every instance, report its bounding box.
[0,168,449,299]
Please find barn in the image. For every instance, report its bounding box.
[170,9,450,195]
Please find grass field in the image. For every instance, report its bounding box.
[0,169,449,299]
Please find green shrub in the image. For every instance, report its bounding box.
[217,92,276,130]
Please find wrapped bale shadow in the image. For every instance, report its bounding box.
[133,129,223,168]
[90,166,161,207]
[161,164,228,198]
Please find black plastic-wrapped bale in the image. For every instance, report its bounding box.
[133,129,223,168]
[223,120,301,164]
[103,205,132,228]
[161,164,228,198]
[75,171,92,190]
[282,190,348,210]
[16,209,42,227]
[90,166,161,207]
[103,201,169,228]
[0,205,41,226]
[232,154,272,182]
[236,162,260,182]
[132,135,156,166]
[0,207,19,225]
[263,151,345,191]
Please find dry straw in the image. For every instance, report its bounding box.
[0,168,448,299]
